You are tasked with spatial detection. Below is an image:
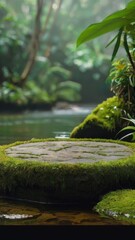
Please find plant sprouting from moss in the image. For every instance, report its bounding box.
[116,117,135,142]
[108,58,135,111]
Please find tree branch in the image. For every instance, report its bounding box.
[44,0,63,57]
[41,0,55,35]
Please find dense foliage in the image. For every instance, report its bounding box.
[0,0,127,109]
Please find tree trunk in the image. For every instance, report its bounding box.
[19,0,44,87]
[19,0,63,87]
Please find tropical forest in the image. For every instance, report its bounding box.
[0,0,135,234]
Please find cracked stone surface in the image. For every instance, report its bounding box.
[5,141,133,163]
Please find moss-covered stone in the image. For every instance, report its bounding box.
[70,96,125,139]
[94,189,135,224]
[1,138,135,204]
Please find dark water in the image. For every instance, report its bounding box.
[0,198,128,225]
[0,105,128,225]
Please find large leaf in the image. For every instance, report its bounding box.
[126,0,135,8]
[77,19,129,47]
[77,2,135,47]
[104,9,135,21]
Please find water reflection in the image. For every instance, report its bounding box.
[54,131,70,139]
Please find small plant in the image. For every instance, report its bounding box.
[108,58,135,112]
[116,117,135,142]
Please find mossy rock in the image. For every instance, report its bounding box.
[94,189,135,224]
[70,96,125,139]
[1,138,135,204]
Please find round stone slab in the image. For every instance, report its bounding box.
[5,141,133,163]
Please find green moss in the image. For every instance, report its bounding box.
[1,138,135,204]
[94,189,135,224]
[70,96,125,139]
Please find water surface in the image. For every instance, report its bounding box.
[0,198,129,225]
[0,105,94,145]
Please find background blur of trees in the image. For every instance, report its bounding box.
[0,0,130,110]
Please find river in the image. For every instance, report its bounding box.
[0,104,94,145]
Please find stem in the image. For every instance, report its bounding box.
[124,32,135,71]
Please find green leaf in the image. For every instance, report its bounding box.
[126,0,135,9]
[123,32,130,54]
[77,2,135,47]
[111,28,123,62]
[105,33,119,48]
[132,133,135,141]
[129,75,135,87]
[122,117,135,125]
[119,132,134,141]
[118,126,135,132]
[77,18,129,47]
[116,125,135,139]
[103,8,135,21]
